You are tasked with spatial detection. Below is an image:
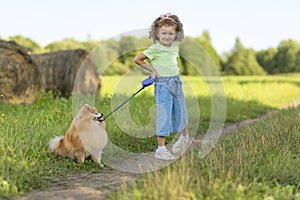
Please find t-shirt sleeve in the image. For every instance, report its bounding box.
[143,45,156,60]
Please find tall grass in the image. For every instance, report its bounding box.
[110,107,300,199]
[0,75,300,198]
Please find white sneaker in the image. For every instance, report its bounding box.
[172,139,190,154]
[155,147,176,160]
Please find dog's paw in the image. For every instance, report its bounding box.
[99,162,104,168]
[76,156,85,164]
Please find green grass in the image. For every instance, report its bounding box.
[109,107,300,200]
[102,75,300,122]
[0,74,300,198]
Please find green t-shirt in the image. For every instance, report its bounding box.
[143,43,179,76]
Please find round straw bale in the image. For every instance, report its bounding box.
[31,49,100,98]
[0,40,40,104]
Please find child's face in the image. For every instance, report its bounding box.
[157,25,176,47]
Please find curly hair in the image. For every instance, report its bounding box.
[149,14,184,43]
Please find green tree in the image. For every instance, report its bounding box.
[118,36,139,64]
[273,39,300,73]
[7,35,42,53]
[44,38,85,51]
[195,30,222,71]
[223,38,266,75]
[81,40,100,51]
[95,36,151,75]
[179,36,199,75]
[179,36,213,76]
[94,39,120,75]
[138,36,152,49]
[295,50,300,72]
[256,48,278,74]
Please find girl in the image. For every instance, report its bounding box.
[134,13,189,160]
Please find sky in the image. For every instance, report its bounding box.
[1,0,299,54]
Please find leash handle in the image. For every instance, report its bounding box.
[142,76,156,87]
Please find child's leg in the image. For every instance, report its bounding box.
[172,89,190,154]
[154,84,173,137]
[157,136,166,146]
[179,128,189,143]
[154,84,176,160]
[172,94,188,137]
[181,127,187,136]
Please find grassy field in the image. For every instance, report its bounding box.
[109,107,300,199]
[0,74,300,198]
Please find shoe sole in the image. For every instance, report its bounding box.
[155,155,176,160]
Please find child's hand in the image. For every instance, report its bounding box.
[150,71,159,80]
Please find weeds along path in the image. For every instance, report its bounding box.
[13,99,300,200]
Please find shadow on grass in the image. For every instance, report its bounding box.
[237,78,300,87]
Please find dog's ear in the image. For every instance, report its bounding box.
[83,104,91,111]
[79,104,89,114]
[83,104,97,114]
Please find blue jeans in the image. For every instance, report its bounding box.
[154,76,188,136]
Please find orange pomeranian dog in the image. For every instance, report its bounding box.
[49,104,108,167]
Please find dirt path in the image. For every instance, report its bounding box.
[13,100,300,200]
[14,169,137,200]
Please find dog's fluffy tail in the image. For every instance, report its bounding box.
[48,136,63,151]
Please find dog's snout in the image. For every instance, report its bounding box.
[94,113,104,123]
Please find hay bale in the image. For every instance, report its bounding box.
[32,49,101,98]
[0,40,40,104]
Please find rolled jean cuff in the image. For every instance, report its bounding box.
[156,131,170,137]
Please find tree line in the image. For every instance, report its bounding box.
[1,32,300,75]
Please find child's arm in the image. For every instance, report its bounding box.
[134,53,159,79]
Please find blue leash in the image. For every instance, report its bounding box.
[100,77,156,122]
